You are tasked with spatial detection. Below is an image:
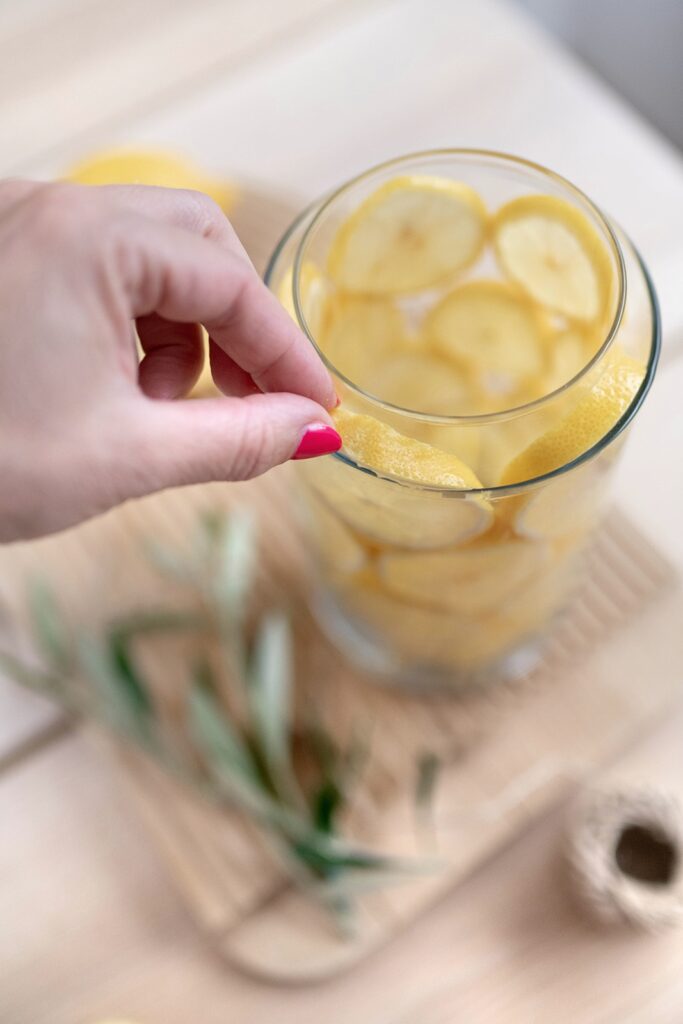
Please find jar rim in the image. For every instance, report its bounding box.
[265,149,660,495]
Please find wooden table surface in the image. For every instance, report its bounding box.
[2,1,683,1021]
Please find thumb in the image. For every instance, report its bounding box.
[122,392,342,496]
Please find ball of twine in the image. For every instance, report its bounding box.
[566,785,683,931]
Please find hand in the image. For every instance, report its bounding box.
[0,180,340,542]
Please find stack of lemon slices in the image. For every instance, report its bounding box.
[280,174,648,671]
[278,174,644,504]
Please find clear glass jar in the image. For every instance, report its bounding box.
[265,151,660,691]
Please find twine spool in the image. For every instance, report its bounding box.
[567,786,683,930]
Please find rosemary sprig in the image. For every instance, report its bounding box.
[0,507,440,924]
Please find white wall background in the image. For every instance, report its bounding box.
[513,0,683,151]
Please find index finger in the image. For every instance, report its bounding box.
[122,213,337,410]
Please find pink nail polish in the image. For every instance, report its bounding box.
[292,423,342,460]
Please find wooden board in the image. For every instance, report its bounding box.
[0,182,679,984]
[1,446,680,982]
[106,502,680,982]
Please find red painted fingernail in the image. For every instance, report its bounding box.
[291,423,342,460]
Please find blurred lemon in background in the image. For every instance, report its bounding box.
[64,147,237,211]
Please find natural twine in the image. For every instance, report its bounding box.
[566,785,683,931]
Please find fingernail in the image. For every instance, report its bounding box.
[291,423,342,460]
[333,393,342,408]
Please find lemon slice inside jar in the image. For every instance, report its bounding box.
[316,294,407,384]
[380,539,548,614]
[327,175,487,294]
[276,260,328,334]
[501,350,645,538]
[334,407,484,489]
[301,407,493,549]
[493,194,613,323]
[425,279,549,404]
[500,350,645,487]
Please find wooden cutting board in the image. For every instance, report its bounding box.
[0,186,680,983]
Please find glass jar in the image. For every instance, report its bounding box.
[265,151,660,691]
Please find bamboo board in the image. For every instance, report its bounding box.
[0,187,680,983]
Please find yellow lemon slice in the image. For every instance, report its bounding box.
[340,578,528,671]
[363,351,481,466]
[327,176,487,294]
[500,349,645,486]
[305,490,367,575]
[542,325,594,393]
[317,294,406,384]
[276,260,328,335]
[426,279,549,403]
[301,411,492,548]
[65,147,236,210]
[334,406,484,489]
[380,539,548,614]
[510,461,609,540]
[365,351,471,414]
[493,194,613,322]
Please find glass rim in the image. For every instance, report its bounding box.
[264,149,661,497]
[292,148,628,426]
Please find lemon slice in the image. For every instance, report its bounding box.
[65,147,236,210]
[318,294,406,384]
[327,175,487,294]
[426,279,549,402]
[363,351,481,466]
[493,194,613,322]
[510,461,609,540]
[276,260,328,336]
[542,325,593,393]
[365,351,471,414]
[500,349,645,487]
[334,406,484,489]
[301,411,493,548]
[305,490,367,575]
[340,578,528,670]
[380,539,547,614]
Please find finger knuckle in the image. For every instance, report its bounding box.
[177,187,225,238]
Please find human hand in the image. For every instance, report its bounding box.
[0,180,340,541]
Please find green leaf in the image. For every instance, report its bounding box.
[311,776,344,834]
[415,751,440,815]
[247,612,303,805]
[28,580,71,670]
[211,508,255,623]
[108,632,154,718]
[189,663,255,784]
[77,633,153,743]
[111,610,203,639]
[288,838,403,881]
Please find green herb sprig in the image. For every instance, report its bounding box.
[0,509,439,925]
